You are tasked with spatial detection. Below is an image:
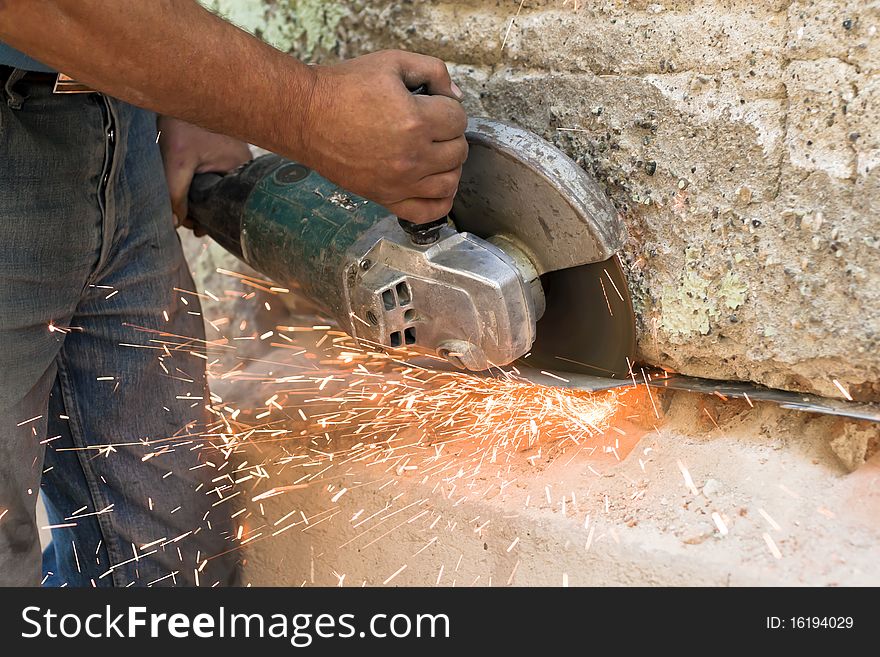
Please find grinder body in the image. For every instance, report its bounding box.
[189,155,542,371]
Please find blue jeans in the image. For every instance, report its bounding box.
[0,68,240,586]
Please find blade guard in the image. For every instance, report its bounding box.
[454,118,625,274]
[456,118,636,378]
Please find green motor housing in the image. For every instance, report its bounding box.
[189,154,393,324]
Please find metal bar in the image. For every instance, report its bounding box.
[515,367,880,423]
[647,374,880,423]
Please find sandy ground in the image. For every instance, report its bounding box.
[204,339,880,587]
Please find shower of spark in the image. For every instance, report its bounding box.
[312,362,622,454]
[21,265,635,586]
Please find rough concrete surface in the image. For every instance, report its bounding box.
[205,0,880,401]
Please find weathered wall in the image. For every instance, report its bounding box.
[206,0,880,402]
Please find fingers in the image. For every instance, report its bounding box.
[411,167,462,200]
[158,116,252,232]
[420,136,468,175]
[416,95,468,142]
[397,52,464,101]
[161,153,195,226]
[389,196,457,224]
[194,139,253,176]
[303,52,469,219]
[394,163,463,221]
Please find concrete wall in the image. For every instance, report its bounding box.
[204,0,879,400]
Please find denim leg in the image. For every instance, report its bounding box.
[1,78,240,587]
[0,79,105,586]
[40,378,112,586]
[38,100,240,587]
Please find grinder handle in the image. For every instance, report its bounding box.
[187,168,251,260]
[189,172,224,205]
[396,83,450,245]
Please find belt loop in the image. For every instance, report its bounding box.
[4,68,27,110]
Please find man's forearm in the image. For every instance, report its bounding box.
[1,0,470,222]
[0,0,314,159]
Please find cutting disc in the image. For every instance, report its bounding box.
[452,117,636,377]
[454,117,624,274]
[520,255,636,378]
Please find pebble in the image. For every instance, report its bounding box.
[736,186,753,204]
[702,479,723,497]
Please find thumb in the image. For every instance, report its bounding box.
[397,52,464,101]
[162,156,195,225]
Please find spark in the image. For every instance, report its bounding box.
[832,379,853,401]
[677,460,700,496]
[710,512,728,536]
[641,368,660,418]
[413,536,438,557]
[501,0,526,51]
[603,268,625,301]
[778,484,800,499]
[383,563,407,585]
[600,279,613,316]
[703,407,720,429]
[506,560,520,585]
[40,522,77,529]
[762,533,782,559]
[540,370,570,383]
[48,322,82,333]
[87,280,640,586]
[757,508,781,531]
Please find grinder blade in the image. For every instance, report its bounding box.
[454,118,624,274]
[520,255,636,378]
[454,117,637,378]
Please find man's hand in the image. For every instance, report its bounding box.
[302,51,469,223]
[0,3,468,223]
[158,117,252,234]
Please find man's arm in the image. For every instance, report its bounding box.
[0,0,468,222]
